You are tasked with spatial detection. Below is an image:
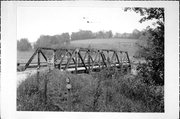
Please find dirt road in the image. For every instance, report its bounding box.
[17,70,37,87]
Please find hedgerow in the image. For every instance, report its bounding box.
[17,68,164,112]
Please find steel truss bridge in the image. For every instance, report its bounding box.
[18,47,131,74]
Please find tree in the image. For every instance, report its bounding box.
[106,30,113,38]
[125,8,164,85]
[71,30,95,40]
[17,38,32,51]
[61,33,70,44]
[34,35,51,49]
[95,31,105,38]
[34,33,70,49]
[95,30,113,39]
[132,29,141,39]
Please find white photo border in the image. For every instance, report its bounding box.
[1,1,179,119]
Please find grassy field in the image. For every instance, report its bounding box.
[70,38,139,60]
[17,50,47,64]
[17,50,34,63]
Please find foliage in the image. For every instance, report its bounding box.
[92,68,164,112]
[17,69,97,111]
[124,8,164,23]
[95,30,113,39]
[119,74,164,112]
[125,7,164,86]
[71,30,114,41]
[114,29,141,39]
[17,68,164,112]
[71,29,138,40]
[71,30,95,40]
[17,38,32,51]
[33,32,70,49]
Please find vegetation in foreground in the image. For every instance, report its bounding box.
[17,68,164,112]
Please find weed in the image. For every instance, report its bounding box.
[17,67,164,112]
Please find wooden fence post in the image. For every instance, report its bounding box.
[44,74,48,104]
[37,67,40,89]
[66,77,72,111]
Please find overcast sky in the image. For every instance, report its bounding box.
[17,7,154,42]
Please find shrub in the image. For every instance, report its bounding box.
[91,67,164,112]
[17,38,32,51]
[17,69,98,111]
[91,67,148,112]
[117,74,164,112]
[17,67,164,112]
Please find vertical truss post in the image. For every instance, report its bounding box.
[110,51,116,67]
[115,51,121,72]
[89,52,94,72]
[88,50,91,73]
[59,51,67,70]
[125,51,131,73]
[98,51,101,68]
[57,51,62,70]
[107,51,110,67]
[53,50,56,69]
[120,52,124,73]
[75,49,78,74]
[37,49,41,89]
[101,52,107,68]
[38,49,40,69]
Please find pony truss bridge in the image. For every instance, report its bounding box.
[19,47,131,74]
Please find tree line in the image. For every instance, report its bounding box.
[17,29,141,51]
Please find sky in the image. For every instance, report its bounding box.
[17,7,153,43]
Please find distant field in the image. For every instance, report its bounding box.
[17,38,139,64]
[17,50,34,63]
[70,38,139,60]
[17,50,46,64]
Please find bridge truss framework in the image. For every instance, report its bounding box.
[20,47,131,74]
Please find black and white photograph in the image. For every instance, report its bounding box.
[1,1,179,119]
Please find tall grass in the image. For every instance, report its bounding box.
[17,68,164,112]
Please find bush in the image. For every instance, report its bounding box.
[91,67,164,112]
[91,67,147,112]
[17,69,98,111]
[17,38,32,51]
[117,74,164,112]
[17,67,164,112]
